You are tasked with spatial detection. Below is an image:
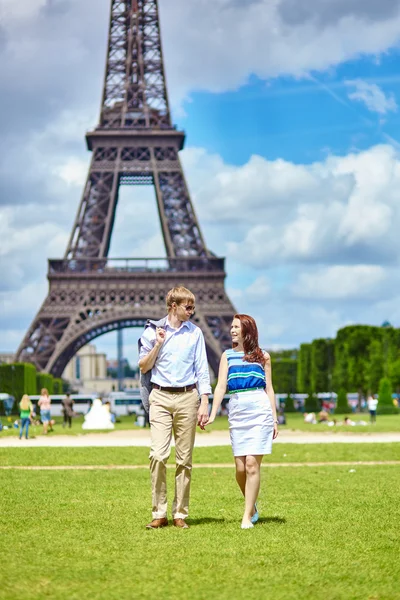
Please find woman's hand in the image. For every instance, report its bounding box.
[273,422,279,439]
[205,414,215,427]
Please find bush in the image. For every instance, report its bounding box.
[53,378,63,395]
[304,391,320,413]
[284,393,296,413]
[0,363,37,409]
[377,378,398,414]
[335,388,350,414]
[36,373,54,395]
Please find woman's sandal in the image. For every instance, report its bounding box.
[251,504,259,525]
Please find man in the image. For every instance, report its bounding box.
[61,393,74,428]
[139,286,211,529]
[367,394,378,424]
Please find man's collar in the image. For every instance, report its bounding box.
[166,317,191,331]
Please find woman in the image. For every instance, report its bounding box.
[207,314,278,529]
[38,388,52,434]
[19,395,33,440]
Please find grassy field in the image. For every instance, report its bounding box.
[1,447,399,600]
[1,412,400,438]
[1,444,400,600]
[0,443,399,467]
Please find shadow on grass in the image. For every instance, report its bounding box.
[189,517,226,526]
[258,516,286,525]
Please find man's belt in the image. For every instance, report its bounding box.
[152,383,197,393]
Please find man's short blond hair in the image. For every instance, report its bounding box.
[166,286,195,312]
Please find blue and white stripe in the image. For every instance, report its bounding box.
[226,348,266,393]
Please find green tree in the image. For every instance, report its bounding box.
[389,357,400,394]
[36,373,54,395]
[311,338,334,393]
[304,391,320,413]
[335,388,350,414]
[271,358,297,393]
[377,377,398,414]
[0,363,37,409]
[284,393,296,413]
[333,337,348,392]
[335,325,380,409]
[366,339,384,394]
[53,378,63,394]
[297,344,312,392]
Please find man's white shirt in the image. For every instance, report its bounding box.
[139,318,212,396]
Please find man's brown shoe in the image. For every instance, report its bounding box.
[146,518,168,529]
[173,518,189,529]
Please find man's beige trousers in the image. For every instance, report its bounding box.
[149,388,199,520]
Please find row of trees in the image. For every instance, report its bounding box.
[295,325,400,396]
[283,376,397,415]
[0,363,64,401]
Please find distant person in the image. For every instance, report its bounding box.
[277,408,286,425]
[367,394,378,424]
[104,401,116,424]
[318,410,329,423]
[343,416,355,426]
[304,412,317,424]
[19,395,33,440]
[206,314,278,529]
[61,393,74,428]
[38,388,52,434]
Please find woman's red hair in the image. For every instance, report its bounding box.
[232,314,265,367]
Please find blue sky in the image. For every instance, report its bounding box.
[181,56,400,165]
[2,0,400,370]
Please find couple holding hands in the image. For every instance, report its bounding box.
[139,286,278,531]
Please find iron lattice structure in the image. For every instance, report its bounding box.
[16,0,235,377]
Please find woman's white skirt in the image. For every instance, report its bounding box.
[228,389,274,457]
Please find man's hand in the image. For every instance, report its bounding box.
[197,396,209,430]
[155,327,166,346]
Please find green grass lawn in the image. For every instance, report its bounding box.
[0,443,399,467]
[1,412,400,438]
[1,457,399,600]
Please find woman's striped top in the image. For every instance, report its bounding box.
[226,348,266,394]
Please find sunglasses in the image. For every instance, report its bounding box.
[182,304,195,312]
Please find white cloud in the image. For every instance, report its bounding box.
[346,79,398,115]
[182,143,400,269]
[0,0,47,20]
[54,157,88,187]
[160,0,400,107]
[1,0,400,117]
[228,276,271,304]
[292,265,387,299]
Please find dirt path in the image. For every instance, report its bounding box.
[1,461,400,470]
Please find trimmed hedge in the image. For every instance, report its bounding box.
[377,377,398,414]
[0,363,37,407]
[36,373,54,395]
[304,391,320,413]
[284,393,296,413]
[335,388,351,414]
[53,378,63,394]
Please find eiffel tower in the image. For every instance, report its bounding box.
[16,0,235,377]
